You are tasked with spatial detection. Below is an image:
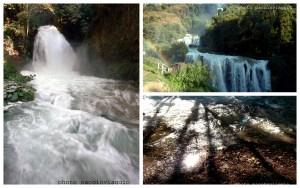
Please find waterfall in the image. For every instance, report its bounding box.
[186,49,271,92]
[32,25,77,73]
[5,25,139,184]
[177,34,200,47]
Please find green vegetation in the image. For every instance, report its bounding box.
[144,56,211,92]
[4,62,35,104]
[144,4,215,48]
[143,4,211,65]
[166,42,188,62]
[144,56,170,92]
[4,61,33,83]
[143,4,214,92]
[167,62,211,92]
[201,4,296,57]
[4,4,57,59]
[143,6,186,48]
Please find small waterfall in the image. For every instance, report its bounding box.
[177,34,200,47]
[186,49,271,92]
[32,25,77,73]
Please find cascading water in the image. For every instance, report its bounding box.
[4,25,139,184]
[186,48,272,92]
[32,25,77,73]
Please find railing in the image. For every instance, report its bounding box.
[157,62,171,74]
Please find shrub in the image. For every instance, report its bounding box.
[4,62,33,83]
[4,62,35,103]
[167,61,211,91]
[165,42,188,63]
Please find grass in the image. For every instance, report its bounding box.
[143,56,169,92]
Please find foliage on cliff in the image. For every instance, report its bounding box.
[200,4,296,58]
[144,4,212,48]
[4,4,55,63]
[166,42,189,63]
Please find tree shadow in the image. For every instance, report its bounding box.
[164,100,227,184]
[203,106,224,184]
[245,143,295,184]
[166,100,201,183]
[143,96,174,144]
[143,110,159,145]
[206,107,295,184]
[143,97,181,184]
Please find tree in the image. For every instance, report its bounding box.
[200,4,296,57]
[168,42,188,62]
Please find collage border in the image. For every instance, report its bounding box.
[0,0,299,186]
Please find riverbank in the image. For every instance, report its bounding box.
[4,62,35,105]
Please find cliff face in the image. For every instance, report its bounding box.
[87,4,139,64]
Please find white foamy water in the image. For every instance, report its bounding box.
[4,25,139,184]
[185,47,271,92]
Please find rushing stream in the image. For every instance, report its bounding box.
[4,25,139,184]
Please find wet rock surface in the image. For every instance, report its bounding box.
[4,80,35,104]
[143,96,296,184]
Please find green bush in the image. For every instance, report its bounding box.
[4,62,18,79]
[4,62,35,103]
[166,42,188,62]
[5,84,35,103]
[167,62,211,92]
[4,62,33,83]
